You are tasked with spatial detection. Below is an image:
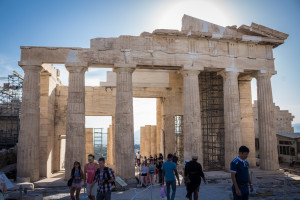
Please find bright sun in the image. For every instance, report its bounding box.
[153,0,235,30]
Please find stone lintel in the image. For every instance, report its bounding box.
[182,65,204,71]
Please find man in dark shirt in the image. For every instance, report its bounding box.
[230,146,253,200]
[184,153,206,200]
[156,159,163,184]
[172,153,178,165]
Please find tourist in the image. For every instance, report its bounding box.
[90,157,115,200]
[149,159,156,184]
[156,159,163,184]
[70,161,84,200]
[140,161,149,187]
[159,153,164,161]
[0,173,7,200]
[143,156,147,165]
[84,154,98,200]
[230,146,253,200]
[184,153,207,200]
[162,153,180,200]
[172,153,179,165]
[154,154,158,164]
[136,151,141,167]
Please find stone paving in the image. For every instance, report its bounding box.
[4,168,300,199]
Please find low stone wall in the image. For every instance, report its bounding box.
[0,146,17,169]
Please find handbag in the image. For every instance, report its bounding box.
[160,185,166,198]
[67,178,73,187]
[184,176,191,186]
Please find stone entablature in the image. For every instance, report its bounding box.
[17,14,289,181]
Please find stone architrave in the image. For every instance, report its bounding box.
[114,65,135,180]
[144,125,151,158]
[238,76,256,167]
[219,69,243,171]
[256,70,279,170]
[150,126,157,156]
[17,64,42,182]
[65,63,87,179]
[182,70,203,164]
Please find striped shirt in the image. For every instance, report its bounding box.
[93,167,115,193]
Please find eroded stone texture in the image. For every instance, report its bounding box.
[114,66,135,180]
[140,127,145,157]
[144,125,151,158]
[65,65,87,179]
[156,99,162,154]
[238,76,256,167]
[17,65,42,182]
[256,71,279,170]
[219,70,242,171]
[182,70,202,164]
[85,128,93,163]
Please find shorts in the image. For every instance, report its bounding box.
[71,182,82,189]
[87,183,97,196]
[141,173,147,176]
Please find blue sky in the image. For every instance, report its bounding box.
[0,0,299,133]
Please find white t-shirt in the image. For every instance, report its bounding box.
[136,152,141,159]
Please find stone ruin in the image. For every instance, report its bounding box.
[16,15,289,182]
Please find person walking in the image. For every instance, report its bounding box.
[140,161,149,187]
[90,157,115,200]
[162,153,180,200]
[84,154,98,200]
[172,153,179,165]
[136,151,141,167]
[184,153,207,200]
[0,173,7,200]
[230,146,253,200]
[149,159,156,184]
[159,153,164,161]
[156,159,163,184]
[70,161,84,200]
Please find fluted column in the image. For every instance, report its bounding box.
[238,76,256,167]
[114,66,135,180]
[219,69,242,171]
[140,127,145,157]
[144,125,151,158]
[17,64,42,182]
[107,125,112,165]
[156,98,162,154]
[150,126,157,156]
[182,70,202,164]
[256,71,278,170]
[65,63,87,179]
[111,116,115,167]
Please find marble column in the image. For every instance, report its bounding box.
[182,70,202,164]
[156,98,162,155]
[111,116,115,167]
[151,126,157,156]
[65,64,87,179]
[140,127,145,157]
[256,71,279,170]
[144,125,151,158]
[17,64,42,182]
[238,76,256,167]
[114,66,135,180]
[219,69,242,171]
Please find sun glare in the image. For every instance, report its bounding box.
[154,0,235,30]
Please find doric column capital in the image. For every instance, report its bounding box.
[255,70,277,79]
[18,61,42,72]
[113,63,136,74]
[65,62,88,73]
[181,70,200,77]
[218,68,243,79]
[238,74,253,81]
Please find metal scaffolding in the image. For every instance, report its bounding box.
[0,71,23,149]
[93,128,107,160]
[175,115,184,164]
[199,72,225,170]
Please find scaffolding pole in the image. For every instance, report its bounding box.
[0,71,23,149]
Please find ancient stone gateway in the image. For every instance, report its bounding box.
[17,15,288,182]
